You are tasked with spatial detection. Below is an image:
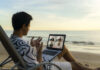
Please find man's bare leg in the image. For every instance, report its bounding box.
[58,45,76,62]
[71,62,93,70]
[58,46,93,70]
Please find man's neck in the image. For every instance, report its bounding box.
[13,30,23,38]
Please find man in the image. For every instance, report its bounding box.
[10,11,96,70]
[10,12,43,70]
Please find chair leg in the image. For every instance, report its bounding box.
[28,62,62,70]
[0,56,12,67]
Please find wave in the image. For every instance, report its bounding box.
[69,41,95,45]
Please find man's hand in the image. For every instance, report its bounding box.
[57,45,66,59]
[36,42,43,62]
[30,36,42,47]
[30,36,43,62]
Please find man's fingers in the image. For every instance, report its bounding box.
[30,37,35,46]
[37,37,42,42]
[32,37,34,40]
[39,42,43,51]
[31,37,34,41]
[39,37,42,42]
[41,42,43,47]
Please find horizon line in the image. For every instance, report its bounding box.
[4,29,100,31]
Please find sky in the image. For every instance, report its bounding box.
[0,0,100,31]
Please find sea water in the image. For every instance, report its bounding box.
[5,30,100,54]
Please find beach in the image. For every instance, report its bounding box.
[0,42,100,69]
[71,51,100,68]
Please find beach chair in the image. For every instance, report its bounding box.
[0,25,62,70]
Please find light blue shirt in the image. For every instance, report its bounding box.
[10,34,38,67]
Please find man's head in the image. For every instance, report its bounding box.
[12,12,32,35]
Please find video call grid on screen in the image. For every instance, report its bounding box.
[47,34,66,50]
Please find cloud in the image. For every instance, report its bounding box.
[1,0,100,30]
[2,0,90,19]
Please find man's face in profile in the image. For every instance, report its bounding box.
[22,23,30,35]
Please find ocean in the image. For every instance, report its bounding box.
[5,30,100,54]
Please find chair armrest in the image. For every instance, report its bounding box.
[28,62,62,70]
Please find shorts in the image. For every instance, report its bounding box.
[51,61,72,70]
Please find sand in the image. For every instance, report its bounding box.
[0,42,100,69]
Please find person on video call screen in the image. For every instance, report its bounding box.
[53,36,63,49]
[48,36,64,49]
[48,36,55,48]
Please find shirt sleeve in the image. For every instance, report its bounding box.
[12,39,39,67]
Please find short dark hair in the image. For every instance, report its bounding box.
[12,12,32,30]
